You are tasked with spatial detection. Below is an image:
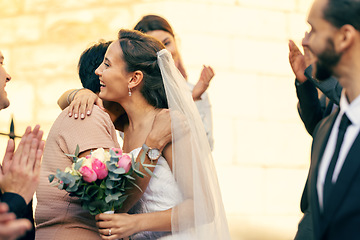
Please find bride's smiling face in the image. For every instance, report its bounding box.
[95,40,132,102]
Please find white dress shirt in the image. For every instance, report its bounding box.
[317,90,360,211]
[186,82,214,150]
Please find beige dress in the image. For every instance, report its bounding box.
[35,106,120,240]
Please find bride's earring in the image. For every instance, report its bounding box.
[128,87,132,96]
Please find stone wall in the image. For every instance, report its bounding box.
[0,0,315,239]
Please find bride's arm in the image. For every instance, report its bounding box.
[96,209,171,239]
[118,110,172,213]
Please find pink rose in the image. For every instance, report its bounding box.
[92,158,108,180]
[117,154,132,173]
[79,166,97,182]
[112,147,123,156]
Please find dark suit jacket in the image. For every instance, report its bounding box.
[302,109,360,239]
[296,65,342,136]
[0,192,34,240]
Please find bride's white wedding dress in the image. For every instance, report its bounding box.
[124,49,230,239]
[128,147,183,239]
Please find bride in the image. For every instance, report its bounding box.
[70,29,230,239]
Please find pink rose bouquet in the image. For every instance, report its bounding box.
[49,146,151,215]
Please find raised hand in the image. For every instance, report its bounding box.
[0,125,45,204]
[301,32,317,76]
[68,89,104,119]
[288,40,308,83]
[0,203,31,240]
[192,65,214,101]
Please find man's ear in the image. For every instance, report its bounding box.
[337,24,356,52]
[128,70,144,88]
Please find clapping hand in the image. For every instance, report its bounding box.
[192,65,214,101]
[288,32,317,83]
[0,203,31,240]
[289,39,307,83]
[0,125,45,204]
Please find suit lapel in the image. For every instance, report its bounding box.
[324,132,360,223]
[309,110,339,238]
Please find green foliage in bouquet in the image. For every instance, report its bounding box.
[49,146,154,215]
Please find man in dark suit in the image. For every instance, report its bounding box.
[300,0,360,239]
[289,31,342,240]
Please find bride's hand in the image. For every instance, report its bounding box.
[146,109,172,152]
[68,89,104,119]
[96,213,139,240]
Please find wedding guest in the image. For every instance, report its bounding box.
[289,35,342,240]
[133,14,215,150]
[0,51,45,240]
[300,0,360,238]
[35,41,172,240]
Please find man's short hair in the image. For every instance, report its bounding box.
[78,40,112,93]
[323,0,360,31]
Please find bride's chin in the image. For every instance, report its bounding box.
[99,92,108,100]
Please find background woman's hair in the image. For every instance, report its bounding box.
[133,15,175,37]
[118,29,168,109]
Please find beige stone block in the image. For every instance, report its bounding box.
[36,81,80,122]
[24,0,135,13]
[286,13,310,43]
[227,214,301,240]
[212,116,238,165]
[207,72,260,118]
[257,74,300,121]
[37,104,63,123]
[238,0,296,12]
[235,119,312,168]
[43,8,131,43]
[204,5,288,40]
[181,34,233,71]
[11,44,82,82]
[132,1,190,31]
[231,38,290,76]
[295,0,314,14]
[1,81,34,122]
[0,16,42,44]
[264,168,308,215]
[214,165,266,215]
[185,0,237,4]
[0,0,23,16]
[38,80,82,107]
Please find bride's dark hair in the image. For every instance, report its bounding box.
[118,29,168,109]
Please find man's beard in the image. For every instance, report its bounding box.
[315,38,342,81]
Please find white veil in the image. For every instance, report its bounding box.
[157,49,231,239]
